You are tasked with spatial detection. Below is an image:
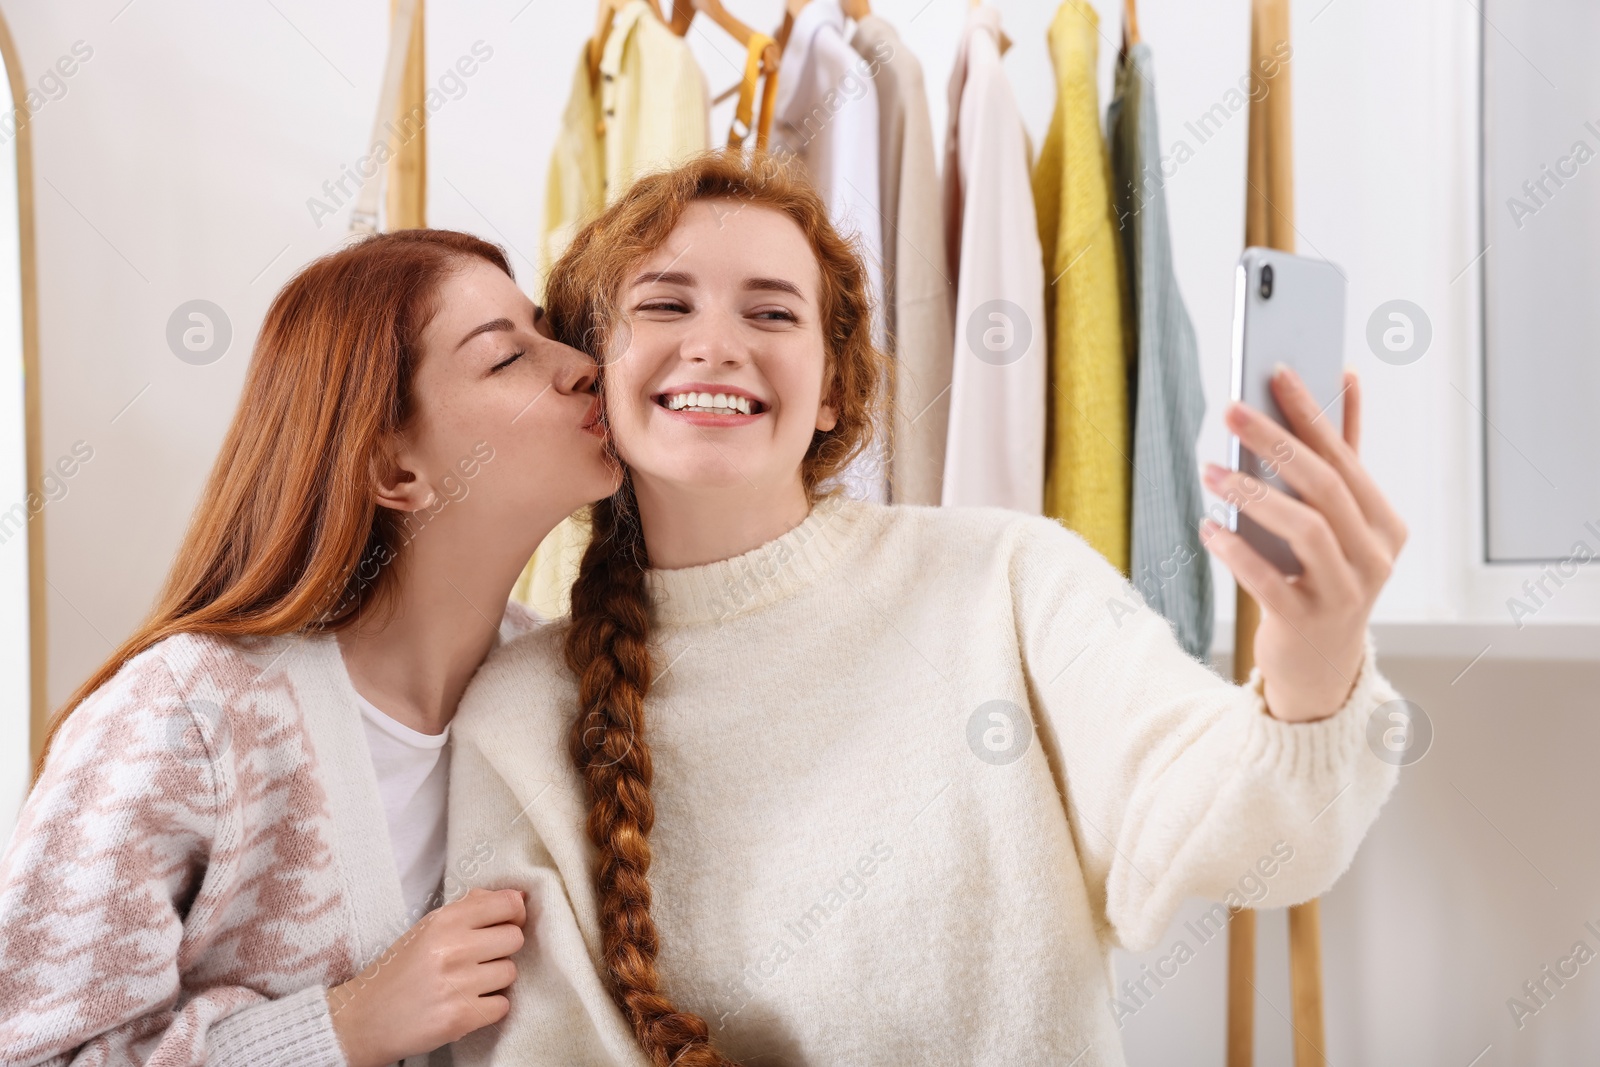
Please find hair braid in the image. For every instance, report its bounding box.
[564,483,738,1067]
[551,150,888,1065]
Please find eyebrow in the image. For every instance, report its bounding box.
[631,270,806,300]
[455,317,515,351]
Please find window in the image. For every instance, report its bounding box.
[1481,0,1600,561]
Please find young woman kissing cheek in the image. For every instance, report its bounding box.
[602,199,838,569]
[378,257,617,575]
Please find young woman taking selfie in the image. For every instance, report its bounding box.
[0,230,618,1066]
[446,151,1410,1067]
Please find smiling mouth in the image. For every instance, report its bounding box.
[655,390,767,415]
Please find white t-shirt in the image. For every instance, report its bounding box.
[355,692,450,922]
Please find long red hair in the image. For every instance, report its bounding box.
[546,150,889,1067]
[35,229,512,778]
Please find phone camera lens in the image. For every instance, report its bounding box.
[1259,263,1274,299]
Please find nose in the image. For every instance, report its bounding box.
[678,303,749,370]
[533,306,599,395]
[555,345,598,397]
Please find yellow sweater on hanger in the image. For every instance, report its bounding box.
[1032,0,1132,576]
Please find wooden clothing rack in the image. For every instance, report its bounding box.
[354,0,427,235]
[1229,2,1327,1066]
[387,0,427,230]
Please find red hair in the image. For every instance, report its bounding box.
[36,229,512,777]
[545,150,889,1066]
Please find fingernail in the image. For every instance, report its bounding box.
[1273,361,1296,383]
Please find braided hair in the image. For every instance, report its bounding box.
[545,150,889,1065]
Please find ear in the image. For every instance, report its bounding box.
[815,379,840,432]
[372,435,435,513]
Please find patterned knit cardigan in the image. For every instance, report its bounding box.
[0,604,533,1067]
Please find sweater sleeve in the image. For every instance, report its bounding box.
[1010,515,1403,953]
[0,653,347,1067]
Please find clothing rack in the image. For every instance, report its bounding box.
[1228,2,1326,1066]
[387,0,427,230]
[352,0,427,236]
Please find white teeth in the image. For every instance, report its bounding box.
[661,391,758,415]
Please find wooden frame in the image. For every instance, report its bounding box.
[386,0,427,230]
[0,8,47,766]
[1231,4,1326,1065]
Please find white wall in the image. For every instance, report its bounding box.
[2,0,1594,1062]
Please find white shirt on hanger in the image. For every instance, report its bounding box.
[770,0,888,502]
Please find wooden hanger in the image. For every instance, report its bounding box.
[673,0,778,74]
[1123,0,1141,48]
[669,0,693,35]
[588,0,665,90]
[774,0,810,53]
[689,0,781,107]
[840,0,871,19]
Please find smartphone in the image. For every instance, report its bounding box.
[1228,247,1347,576]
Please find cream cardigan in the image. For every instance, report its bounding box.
[447,497,1402,1066]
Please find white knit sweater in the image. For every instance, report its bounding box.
[446,497,1402,1066]
[0,605,534,1067]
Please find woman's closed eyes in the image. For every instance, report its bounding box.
[489,348,525,372]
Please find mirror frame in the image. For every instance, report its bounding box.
[0,9,46,767]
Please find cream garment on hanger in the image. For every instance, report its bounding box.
[850,14,954,506]
[517,0,711,617]
[940,4,1047,514]
[769,0,888,502]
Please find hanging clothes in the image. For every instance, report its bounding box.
[542,0,710,278]
[940,5,1046,514]
[516,0,710,617]
[770,0,887,502]
[1110,40,1214,661]
[540,53,604,284]
[851,14,954,507]
[1033,0,1131,574]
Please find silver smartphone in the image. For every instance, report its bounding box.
[1228,247,1347,576]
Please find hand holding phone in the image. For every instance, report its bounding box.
[1200,248,1409,722]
